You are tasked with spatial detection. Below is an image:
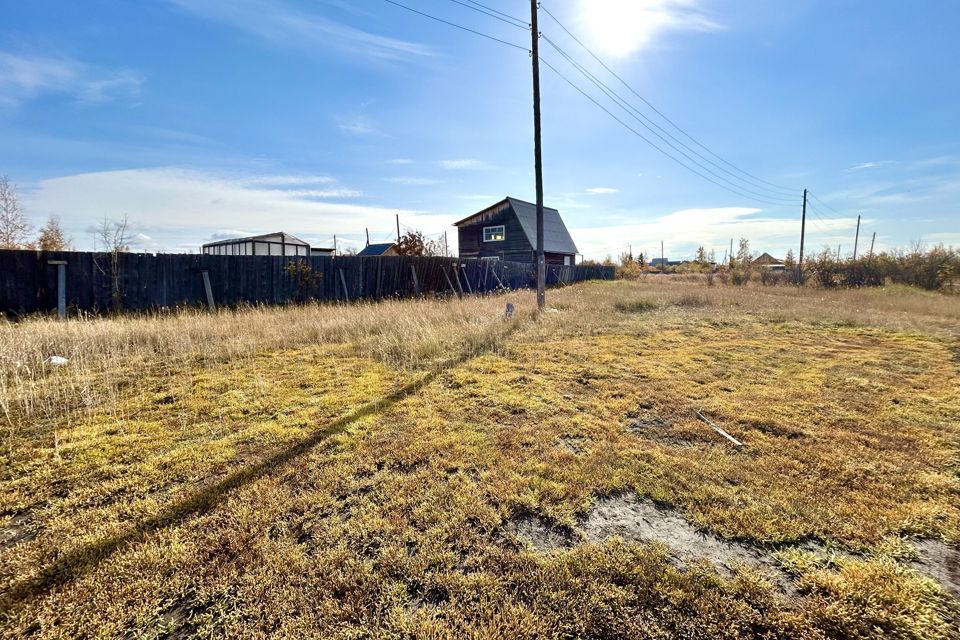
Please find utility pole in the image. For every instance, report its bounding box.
[530,0,546,310]
[396,214,401,243]
[853,214,861,260]
[334,234,338,256]
[837,244,841,261]
[797,188,807,283]
[365,227,370,247]
[444,231,449,257]
[868,232,876,260]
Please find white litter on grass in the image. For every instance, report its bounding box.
[546,308,560,314]
[47,356,69,366]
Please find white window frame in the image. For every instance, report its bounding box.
[483,225,505,242]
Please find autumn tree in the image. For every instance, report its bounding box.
[735,238,752,268]
[37,215,71,251]
[0,175,32,249]
[396,230,442,256]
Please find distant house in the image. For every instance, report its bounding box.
[650,258,682,267]
[310,247,335,257]
[357,242,398,257]
[752,253,786,270]
[453,197,578,265]
[202,232,312,256]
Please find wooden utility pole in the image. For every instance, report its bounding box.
[334,234,338,256]
[396,214,401,243]
[365,228,370,247]
[444,231,449,257]
[837,244,841,261]
[868,232,876,260]
[797,188,807,283]
[531,0,545,310]
[853,214,861,260]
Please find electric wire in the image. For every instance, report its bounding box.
[443,0,529,30]
[539,3,797,197]
[540,57,797,207]
[541,34,799,205]
[381,0,530,51]
[462,0,528,26]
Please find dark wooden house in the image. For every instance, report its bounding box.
[453,197,578,265]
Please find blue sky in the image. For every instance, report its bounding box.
[2,0,958,259]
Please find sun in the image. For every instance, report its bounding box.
[576,0,717,59]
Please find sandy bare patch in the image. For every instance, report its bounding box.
[507,515,575,553]
[583,493,791,588]
[911,539,960,596]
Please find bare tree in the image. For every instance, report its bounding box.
[36,215,71,251]
[93,214,131,253]
[0,175,32,249]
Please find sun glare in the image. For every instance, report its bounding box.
[576,0,717,59]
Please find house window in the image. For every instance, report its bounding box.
[483,225,505,242]
[480,256,500,262]
[563,256,572,266]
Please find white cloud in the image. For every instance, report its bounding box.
[339,116,380,136]
[388,158,414,165]
[238,175,336,187]
[383,177,441,186]
[438,159,489,170]
[845,160,899,172]
[577,0,722,58]
[585,187,619,195]
[0,51,143,108]
[167,0,434,61]
[22,168,434,251]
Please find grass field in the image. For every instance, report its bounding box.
[2,279,959,639]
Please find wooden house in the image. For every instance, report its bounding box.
[752,252,787,270]
[453,197,578,265]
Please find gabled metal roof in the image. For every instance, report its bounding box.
[202,231,310,248]
[454,197,578,255]
[357,243,396,256]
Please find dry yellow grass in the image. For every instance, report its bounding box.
[1,280,958,639]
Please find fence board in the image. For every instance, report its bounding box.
[0,249,614,317]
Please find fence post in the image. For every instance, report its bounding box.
[460,265,473,294]
[447,264,463,298]
[339,268,350,303]
[200,270,216,311]
[48,260,67,318]
[410,264,421,296]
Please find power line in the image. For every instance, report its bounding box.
[539,2,797,197]
[540,57,797,207]
[541,35,798,205]
[807,192,848,216]
[443,0,528,30]
[381,0,529,51]
[462,0,528,26]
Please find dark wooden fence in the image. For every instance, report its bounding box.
[0,250,615,317]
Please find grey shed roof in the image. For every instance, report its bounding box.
[357,243,395,256]
[455,197,578,255]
